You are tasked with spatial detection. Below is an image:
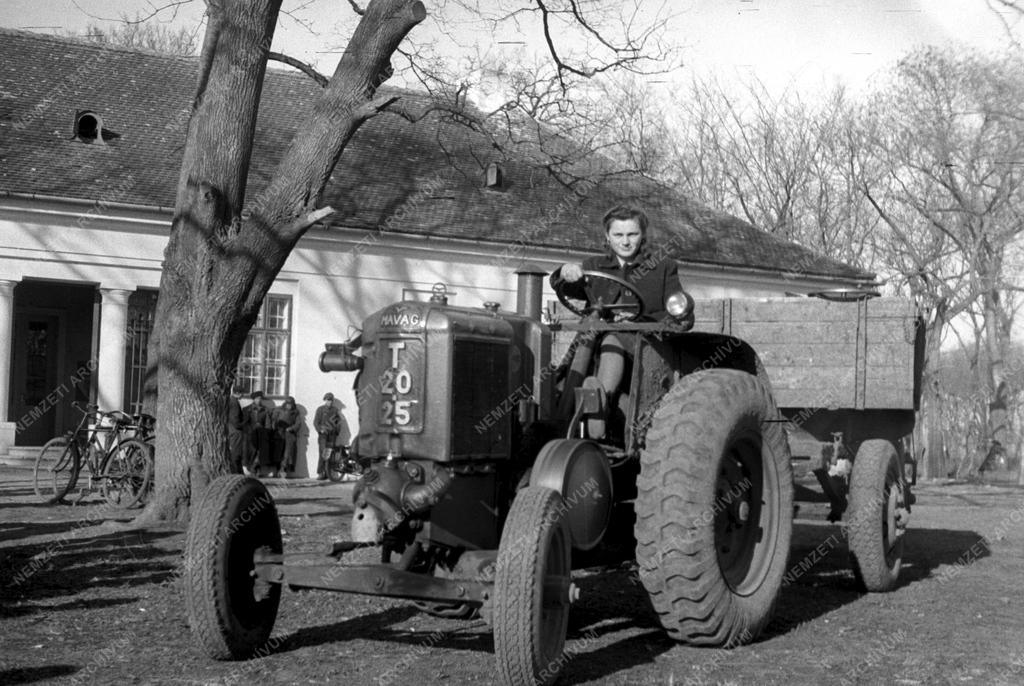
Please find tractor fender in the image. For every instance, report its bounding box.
[670,331,776,396]
[528,439,613,552]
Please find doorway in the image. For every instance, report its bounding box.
[10,310,65,445]
[9,281,97,446]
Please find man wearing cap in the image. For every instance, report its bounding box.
[244,390,272,476]
[226,384,245,474]
[314,392,342,480]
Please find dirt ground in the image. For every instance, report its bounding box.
[1,464,1023,686]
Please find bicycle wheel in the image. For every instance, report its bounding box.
[100,438,154,509]
[34,437,81,502]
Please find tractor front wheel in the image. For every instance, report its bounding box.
[493,486,573,686]
[185,475,283,660]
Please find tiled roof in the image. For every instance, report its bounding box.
[0,29,874,283]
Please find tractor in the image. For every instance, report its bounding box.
[184,268,919,685]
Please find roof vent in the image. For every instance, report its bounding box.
[485,162,504,189]
[74,110,105,145]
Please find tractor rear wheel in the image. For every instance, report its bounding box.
[847,439,906,591]
[493,486,572,686]
[635,369,793,646]
[185,475,283,660]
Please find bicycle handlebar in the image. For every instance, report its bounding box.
[69,402,152,431]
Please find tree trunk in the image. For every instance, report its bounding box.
[137,0,425,525]
[918,304,947,480]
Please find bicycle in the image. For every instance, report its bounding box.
[33,403,155,508]
[102,410,156,507]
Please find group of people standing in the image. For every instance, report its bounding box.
[226,389,301,477]
[225,389,349,479]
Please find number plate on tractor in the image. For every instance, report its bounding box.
[376,337,424,432]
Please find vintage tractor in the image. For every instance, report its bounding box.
[184,271,919,685]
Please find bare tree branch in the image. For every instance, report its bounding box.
[268,51,329,87]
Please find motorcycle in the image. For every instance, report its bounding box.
[326,444,363,482]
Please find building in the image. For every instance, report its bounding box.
[0,30,875,472]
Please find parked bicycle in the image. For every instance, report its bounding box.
[33,402,155,508]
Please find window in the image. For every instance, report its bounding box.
[236,295,292,397]
[123,289,159,414]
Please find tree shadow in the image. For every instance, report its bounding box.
[0,665,78,685]
[1,528,179,612]
[1,595,140,619]
[0,520,115,543]
[0,486,44,499]
[0,501,70,510]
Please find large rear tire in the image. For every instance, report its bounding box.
[635,369,793,646]
[847,439,906,592]
[185,475,282,660]
[493,486,572,686]
[34,437,80,503]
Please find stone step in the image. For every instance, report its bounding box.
[1,446,43,468]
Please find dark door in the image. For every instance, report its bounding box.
[11,310,64,445]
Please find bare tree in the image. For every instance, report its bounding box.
[638,55,1024,481]
[137,0,671,523]
[857,46,1024,480]
[663,76,882,270]
[988,0,1024,48]
[78,13,201,55]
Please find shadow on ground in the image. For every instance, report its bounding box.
[0,665,78,685]
[1,528,179,614]
[768,521,988,635]
[276,605,493,654]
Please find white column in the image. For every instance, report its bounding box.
[0,280,16,454]
[96,288,132,411]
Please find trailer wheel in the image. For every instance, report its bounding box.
[848,439,906,592]
[635,369,793,646]
[185,475,282,660]
[493,486,572,686]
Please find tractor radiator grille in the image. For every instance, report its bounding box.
[451,340,510,458]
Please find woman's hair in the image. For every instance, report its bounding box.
[602,204,649,236]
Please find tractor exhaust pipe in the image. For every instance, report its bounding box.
[515,263,547,321]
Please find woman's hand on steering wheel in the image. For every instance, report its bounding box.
[554,270,646,322]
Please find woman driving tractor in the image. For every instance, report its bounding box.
[550,204,691,439]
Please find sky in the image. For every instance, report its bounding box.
[1,0,1021,100]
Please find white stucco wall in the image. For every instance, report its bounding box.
[0,195,864,472]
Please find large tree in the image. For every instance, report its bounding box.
[138,0,668,523]
[857,47,1024,480]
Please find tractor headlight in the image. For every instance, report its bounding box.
[665,290,694,321]
[319,343,364,372]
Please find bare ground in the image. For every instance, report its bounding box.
[1,464,1023,686]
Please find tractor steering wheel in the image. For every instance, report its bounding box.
[554,270,646,322]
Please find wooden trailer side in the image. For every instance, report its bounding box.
[692,297,921,412]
